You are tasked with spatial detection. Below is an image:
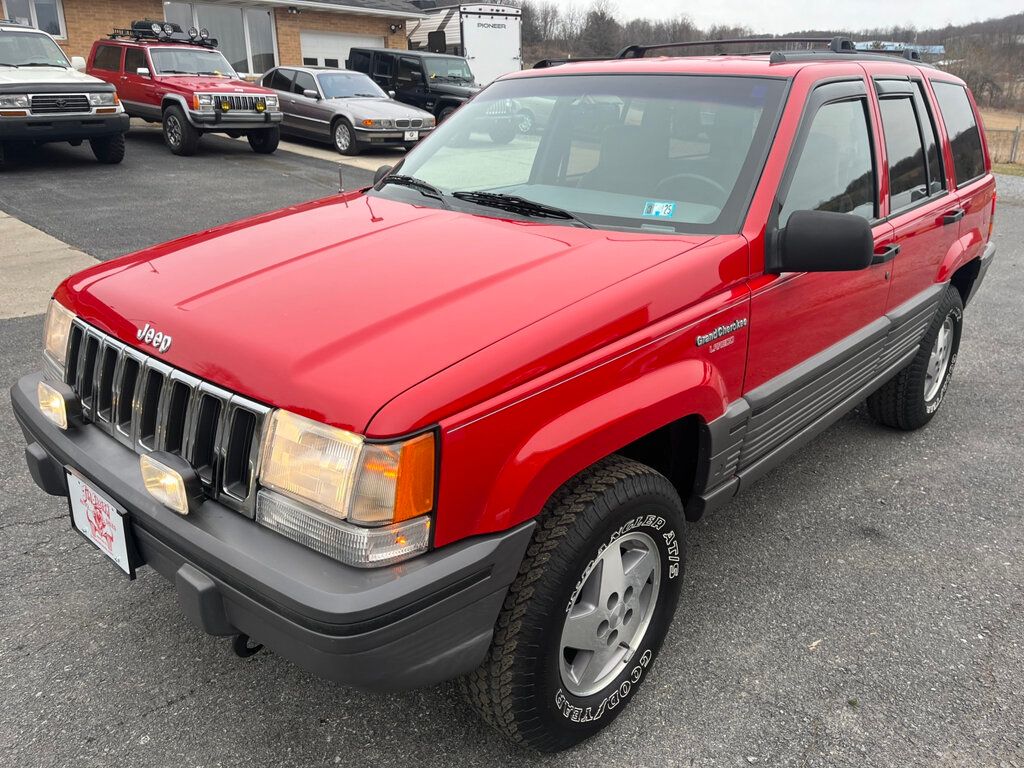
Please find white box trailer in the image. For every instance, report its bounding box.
[408,2,522,85]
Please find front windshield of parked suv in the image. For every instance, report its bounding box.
[425,57,474,84]
[318,71,386,99]
[150,47,238,77]
[0,30,70,68]
[385,74,788,234]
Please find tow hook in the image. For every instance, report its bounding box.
[231,633,263,658]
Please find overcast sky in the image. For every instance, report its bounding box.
[584,0,1021,34]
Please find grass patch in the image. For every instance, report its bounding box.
[993,163,1024,177]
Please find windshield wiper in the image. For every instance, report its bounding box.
[13,62,66,68]
[160,69,191,74]
[377,174,448,206]
[451,191,593,228]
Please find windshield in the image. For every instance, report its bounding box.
[425,57,474,84]
[150,48,237,77]
[0,30,69,68]
[317,71,386,99]
[385,74,788,234]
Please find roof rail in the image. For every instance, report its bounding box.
[769,45,932,66]
[616,36,853,59]
[108,20,218,48]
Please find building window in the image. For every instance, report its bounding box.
[2,0,67,38]
[163,2,277,75]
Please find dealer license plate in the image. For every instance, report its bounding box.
[67,471,136,577]
[404,130,419,141]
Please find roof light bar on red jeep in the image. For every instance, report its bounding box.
[108,20,218,48]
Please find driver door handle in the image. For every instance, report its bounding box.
[872,243,900,265]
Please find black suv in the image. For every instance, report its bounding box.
[346,47,479,121]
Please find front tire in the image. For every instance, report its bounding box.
[332,119,360,155]
[89,133,125,164]
[462,455,685,752]
[163,106,199,156]
[868,284,964,430]
[248,127,280,154]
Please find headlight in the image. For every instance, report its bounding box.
[42,299,76,379]
[361,118,394,129]
[0,94,30,109]
[257,410,436,566]
[87,92,117,107]
[263,95,278,109]
[194,93,215,111]
[423,116,436,128]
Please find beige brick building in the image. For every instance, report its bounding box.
[1,0,419,76]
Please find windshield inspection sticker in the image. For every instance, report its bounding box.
[643,201,676,218]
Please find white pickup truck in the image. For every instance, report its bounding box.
[0,20,128,164]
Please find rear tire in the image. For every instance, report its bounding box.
[89,133,125,164]
[868,284,964,430]
[248,127,280,154]
[163,105,199,156]
[438,106,457,122]
[462,455,685,752]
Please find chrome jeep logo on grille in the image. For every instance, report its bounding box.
[136,323,172,353]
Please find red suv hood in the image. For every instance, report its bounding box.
[158,75,271,93]
[57,195,708,434]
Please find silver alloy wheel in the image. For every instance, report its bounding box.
[165,115,182,147]
[334,122,352,152]
[924,315,954,401]
[559,531,661,697]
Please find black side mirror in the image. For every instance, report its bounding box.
[374,164,393,185]
[771,210,873,273]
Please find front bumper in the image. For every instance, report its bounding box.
[0,112,129,142]
[11,372,532,690]
[353,127,433,146]
[189,110,283,131]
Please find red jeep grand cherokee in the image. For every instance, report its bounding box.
[12,37,996,751]
[86,20,282,156]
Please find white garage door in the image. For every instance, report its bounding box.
[300,31,384,69]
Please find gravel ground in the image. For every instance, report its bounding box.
[0,168,1021,767]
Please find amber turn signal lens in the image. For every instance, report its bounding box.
[395,433,435,523]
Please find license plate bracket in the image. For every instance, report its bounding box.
[404,130,419,141]
[66,469,139,579]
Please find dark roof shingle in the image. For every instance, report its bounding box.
[294,0,424,14]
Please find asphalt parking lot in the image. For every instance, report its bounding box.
[0,136,1022,767]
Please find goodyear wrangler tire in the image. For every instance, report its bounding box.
[462,455,685,752]
[868,284,964,431]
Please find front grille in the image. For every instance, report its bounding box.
[64,320,269,517]
[394,118,424,129]
[485,99,514,117]
[30,94,91,115]
[207,94,267,112]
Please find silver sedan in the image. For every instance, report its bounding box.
[260,66,435,155]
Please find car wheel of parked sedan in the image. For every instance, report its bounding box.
[248,127,280,155]
[868,284,964,431]
[163,105,200,156]
[89,134,125,164]
[332,119,360,155]
[462,455,685,752]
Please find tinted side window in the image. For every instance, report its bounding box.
[124,48,146,74]
[396,57,423,87]
[931,81,985,185]
[914,81,944,193]
[348,50,370,72]
[879,97,928,211]
[293,71,317,95]
[374,53,393,78]
[780,99,875,223]
[268,68,294,91]
[93,45,122,72]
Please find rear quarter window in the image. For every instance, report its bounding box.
[931,81,985,185]
[92,44,122,72]
[348,50,371,72]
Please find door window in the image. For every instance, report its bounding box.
[914,81,945,194]
[780,98,876,224]
[265,68,294,91]
[396,57,423,88]
[92,44,122,71]
[292,70,317,96]
[124,47,146,74]
[348,50,370,72]
[373,53,393,79]
[878,97,928,212]
[931,81,985,185]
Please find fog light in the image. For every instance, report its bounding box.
[37,380,68,430]
[220,100,231,111]
[140,454,190,515]
[256,489,430,568]
[255,101,266,113]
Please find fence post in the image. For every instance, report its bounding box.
[1011,126,1021,165]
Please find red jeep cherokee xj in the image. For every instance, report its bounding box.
[13,37,996,751]
[86,21,283,156]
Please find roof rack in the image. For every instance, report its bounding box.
[534,35,934,69]
[108,20,218,48]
